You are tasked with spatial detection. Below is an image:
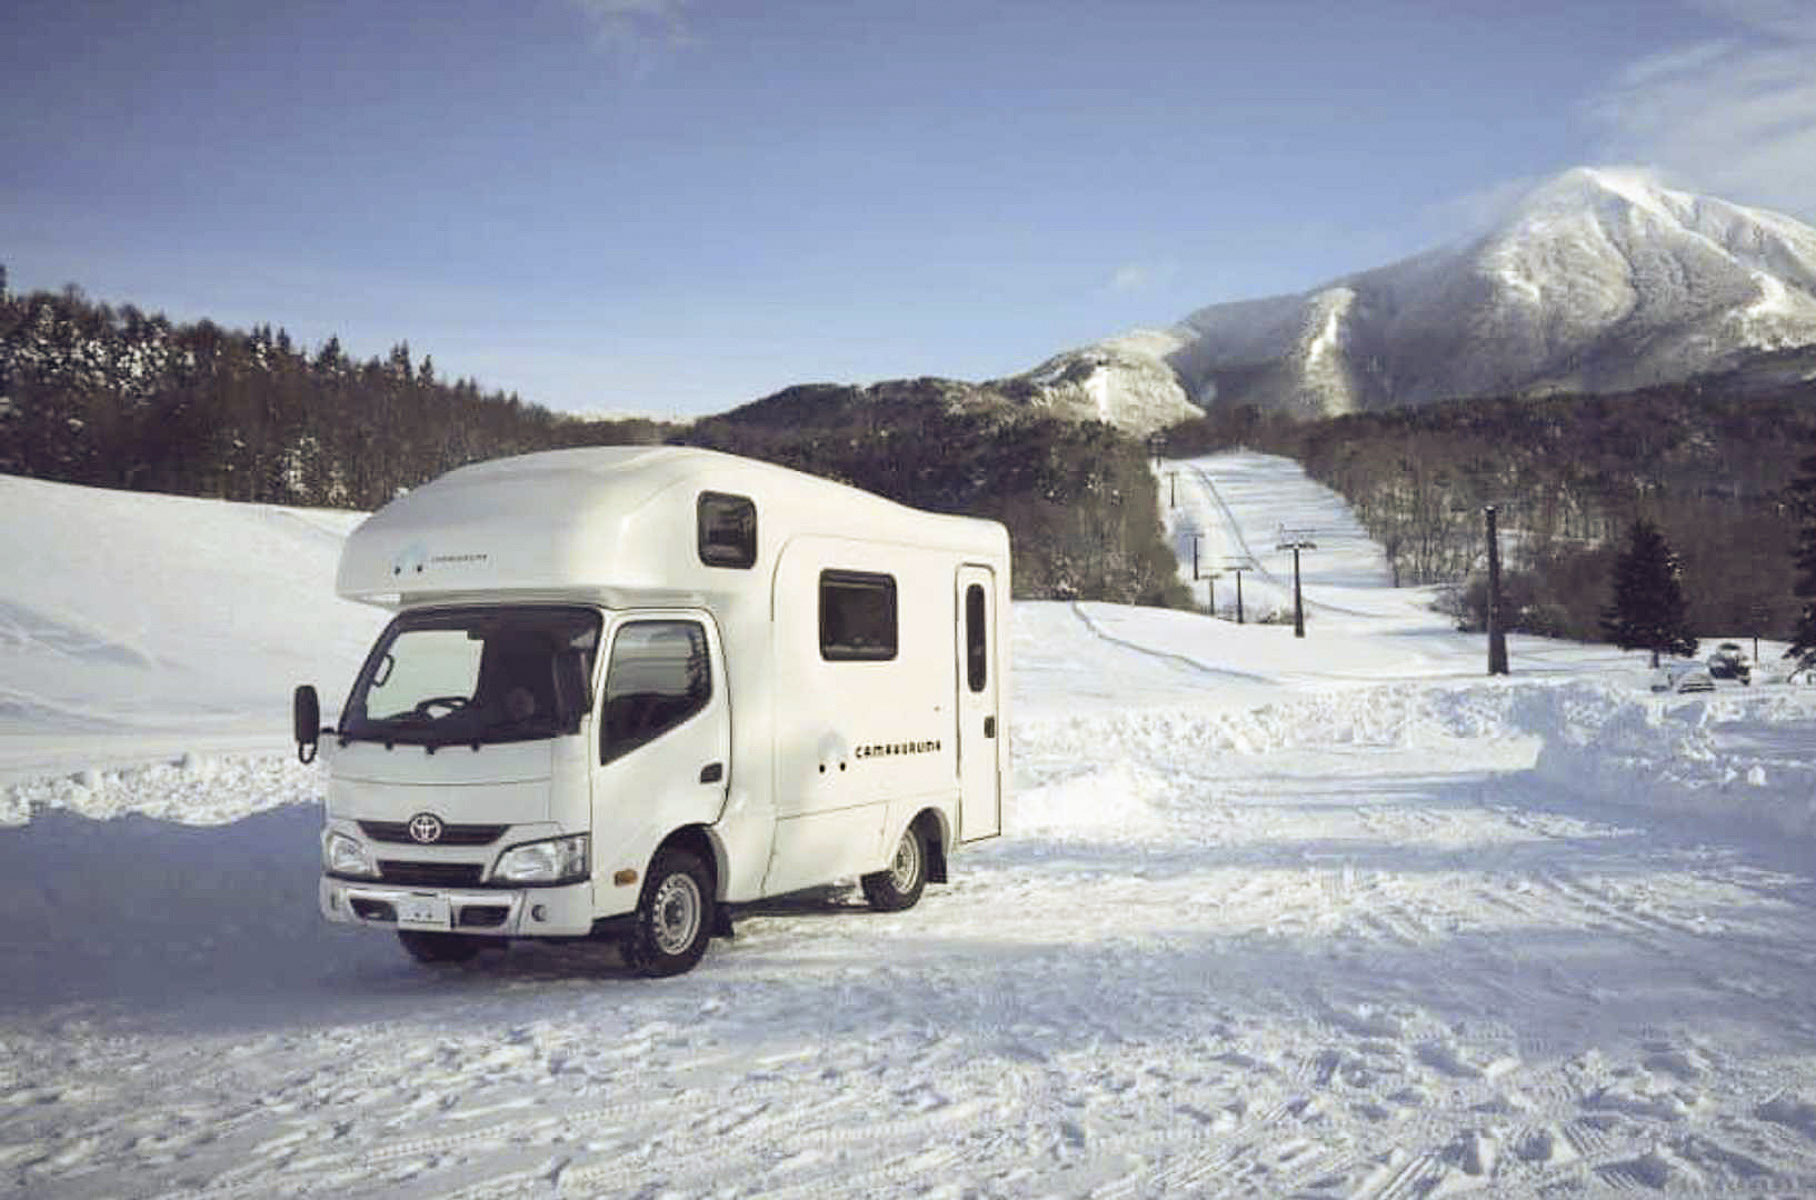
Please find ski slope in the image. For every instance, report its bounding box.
[0,473,385,787]
[5,453,1816,1198]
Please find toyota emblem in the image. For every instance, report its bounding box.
[407,812,445,844]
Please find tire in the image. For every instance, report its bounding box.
[397,929,484,964]
[861,821,928,912]
[622,847,715,977]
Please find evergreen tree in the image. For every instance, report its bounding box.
[1601,517,1698,667]
[1786,443,1816,663]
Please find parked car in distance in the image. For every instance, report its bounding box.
[1674,669,1716,694]
[1650,659,1699,692]
[1708,642,1751,684]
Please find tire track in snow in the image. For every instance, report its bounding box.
[542,1055,1039,1199]
[1532,865,1816,989]
[1065,602,1273,685]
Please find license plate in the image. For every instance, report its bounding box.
[396,893,451,929]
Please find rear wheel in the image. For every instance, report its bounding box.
[622,847,715,977]
[861,821,927,912]
[397,929,484,964]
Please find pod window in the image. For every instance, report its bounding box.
[698,492,756,569]
[820,571,897,661]
[965,583,988,692]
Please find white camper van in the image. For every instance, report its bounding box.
[294,446,1009,976]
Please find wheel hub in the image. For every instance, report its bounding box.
[889,830,921,891]
[652,873,702,955]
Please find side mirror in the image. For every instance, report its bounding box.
[294,685,321,764]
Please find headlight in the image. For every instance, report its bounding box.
[325,831,377,878]
[492,834,590,885]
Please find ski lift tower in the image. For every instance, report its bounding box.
[1223,558,1257,624]
[1276,529,1317,638]
[1190,533,1221,615]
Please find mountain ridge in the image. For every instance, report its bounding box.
[1006,168,1816,432]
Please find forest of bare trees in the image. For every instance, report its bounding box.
[1164,382,1816,642]
[681,381,1189,605]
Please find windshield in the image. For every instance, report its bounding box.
[341,606,602,747]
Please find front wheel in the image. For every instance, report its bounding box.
[861,822,927,912]
[622,847,715,977]
[397,929,484,964]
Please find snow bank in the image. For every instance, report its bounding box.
[1007,759,1170,840]
[1526,682,1816,838]
[0,752,323,828]
[7,673,1807,850]
[1014,677,1816,842]
[1018,681,1515,763]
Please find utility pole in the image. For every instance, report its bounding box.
[1485,505,1508,675]
[1276,530,1317,638]
[1191,532,1201,581]
[1224,560,1254,624]
[1168,471,1178,509]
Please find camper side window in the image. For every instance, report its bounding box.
[698,492,756,568]
[600,621,712,764]
[820,570,897,661]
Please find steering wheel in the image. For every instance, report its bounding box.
[412,695,470,717]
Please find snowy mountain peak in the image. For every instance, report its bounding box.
[997,330,1202,436]
[1159,167,1816,419]
[1519,165,1676,219]
[990,169,1816,434]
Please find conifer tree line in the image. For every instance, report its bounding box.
[0,275,1185,606]
[1166,383,1816,648]
[1787,444,1816,662]
[0,279,667,509]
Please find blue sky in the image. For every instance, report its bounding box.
[6,0,1814,418]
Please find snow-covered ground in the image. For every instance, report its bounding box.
[0,474,385,788]
[5,453,1816,1197]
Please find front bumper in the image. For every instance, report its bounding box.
[320,875,595,937]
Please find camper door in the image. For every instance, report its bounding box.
[955,565,1002,841]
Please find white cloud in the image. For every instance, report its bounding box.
[1418,174,1546,242]
[1611,37,1736,88]
[566,0,694,64]
[1589,1,1816,220]
[1107,261,1177,294]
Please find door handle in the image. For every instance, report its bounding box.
[983,717,996,739]
[699,762,724,784]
